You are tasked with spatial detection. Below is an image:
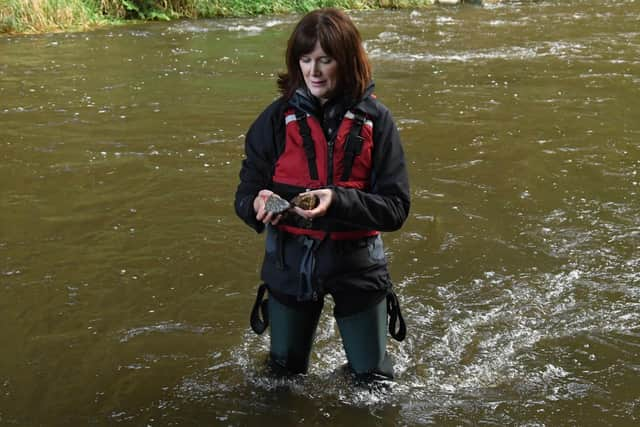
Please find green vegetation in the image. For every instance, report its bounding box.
[0,0,437,34]
[0,0,105,33]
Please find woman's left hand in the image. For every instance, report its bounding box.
[292,188,334,219]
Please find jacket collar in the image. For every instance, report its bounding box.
[288,81,376,118]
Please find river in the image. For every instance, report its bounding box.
[1,0,639,425]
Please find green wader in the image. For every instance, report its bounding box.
[267,296,323,375]
[267,293,394,379]
[336,297,394,379]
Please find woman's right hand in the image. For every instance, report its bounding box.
[253,189,283,225]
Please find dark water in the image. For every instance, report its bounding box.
[1,1,639,425]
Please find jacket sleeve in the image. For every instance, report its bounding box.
[328,104,411,232]
[234,100,283,233]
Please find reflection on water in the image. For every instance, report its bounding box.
[1,0,639,425]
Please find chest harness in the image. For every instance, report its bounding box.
[272,108,379,240]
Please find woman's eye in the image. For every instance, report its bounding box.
[320,57,333,64]
[300,57,311,63]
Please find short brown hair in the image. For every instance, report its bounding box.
[277,8,372,101]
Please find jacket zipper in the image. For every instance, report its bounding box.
[311,115,334,302]
[327,137,335,186]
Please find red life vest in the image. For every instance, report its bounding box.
[273,108,379,240]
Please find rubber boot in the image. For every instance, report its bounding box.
[268,296,323,375]
[336,297,394,381]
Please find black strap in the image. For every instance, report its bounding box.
[296,111,319,180]
[275,227,285,270]
[340,112,366,181]
[387,291,406,341]
[250,283,269,334]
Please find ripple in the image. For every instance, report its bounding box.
[367,46,539,63]
[119,322,212,343]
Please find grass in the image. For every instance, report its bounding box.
[0,0,440,34]
[189,1,438,17]
[0,0,109,33]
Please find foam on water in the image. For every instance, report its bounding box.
[119,321,212,343]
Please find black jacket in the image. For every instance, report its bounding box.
[235,84,411,236]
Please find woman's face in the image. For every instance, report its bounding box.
[299,41,338,104]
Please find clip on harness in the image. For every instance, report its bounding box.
[387,291,406,341]
[250,283,269,334]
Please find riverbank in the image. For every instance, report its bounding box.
[0,0,455,34]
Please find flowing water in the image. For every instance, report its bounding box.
[1,0,639,425]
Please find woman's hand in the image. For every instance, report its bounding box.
[253,189,283,225]
[292,188,334,219]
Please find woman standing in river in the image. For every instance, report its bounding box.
[234,8,410,381]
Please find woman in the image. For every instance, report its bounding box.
[234,8,410,380]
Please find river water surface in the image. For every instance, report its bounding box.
[1,0,639,425]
